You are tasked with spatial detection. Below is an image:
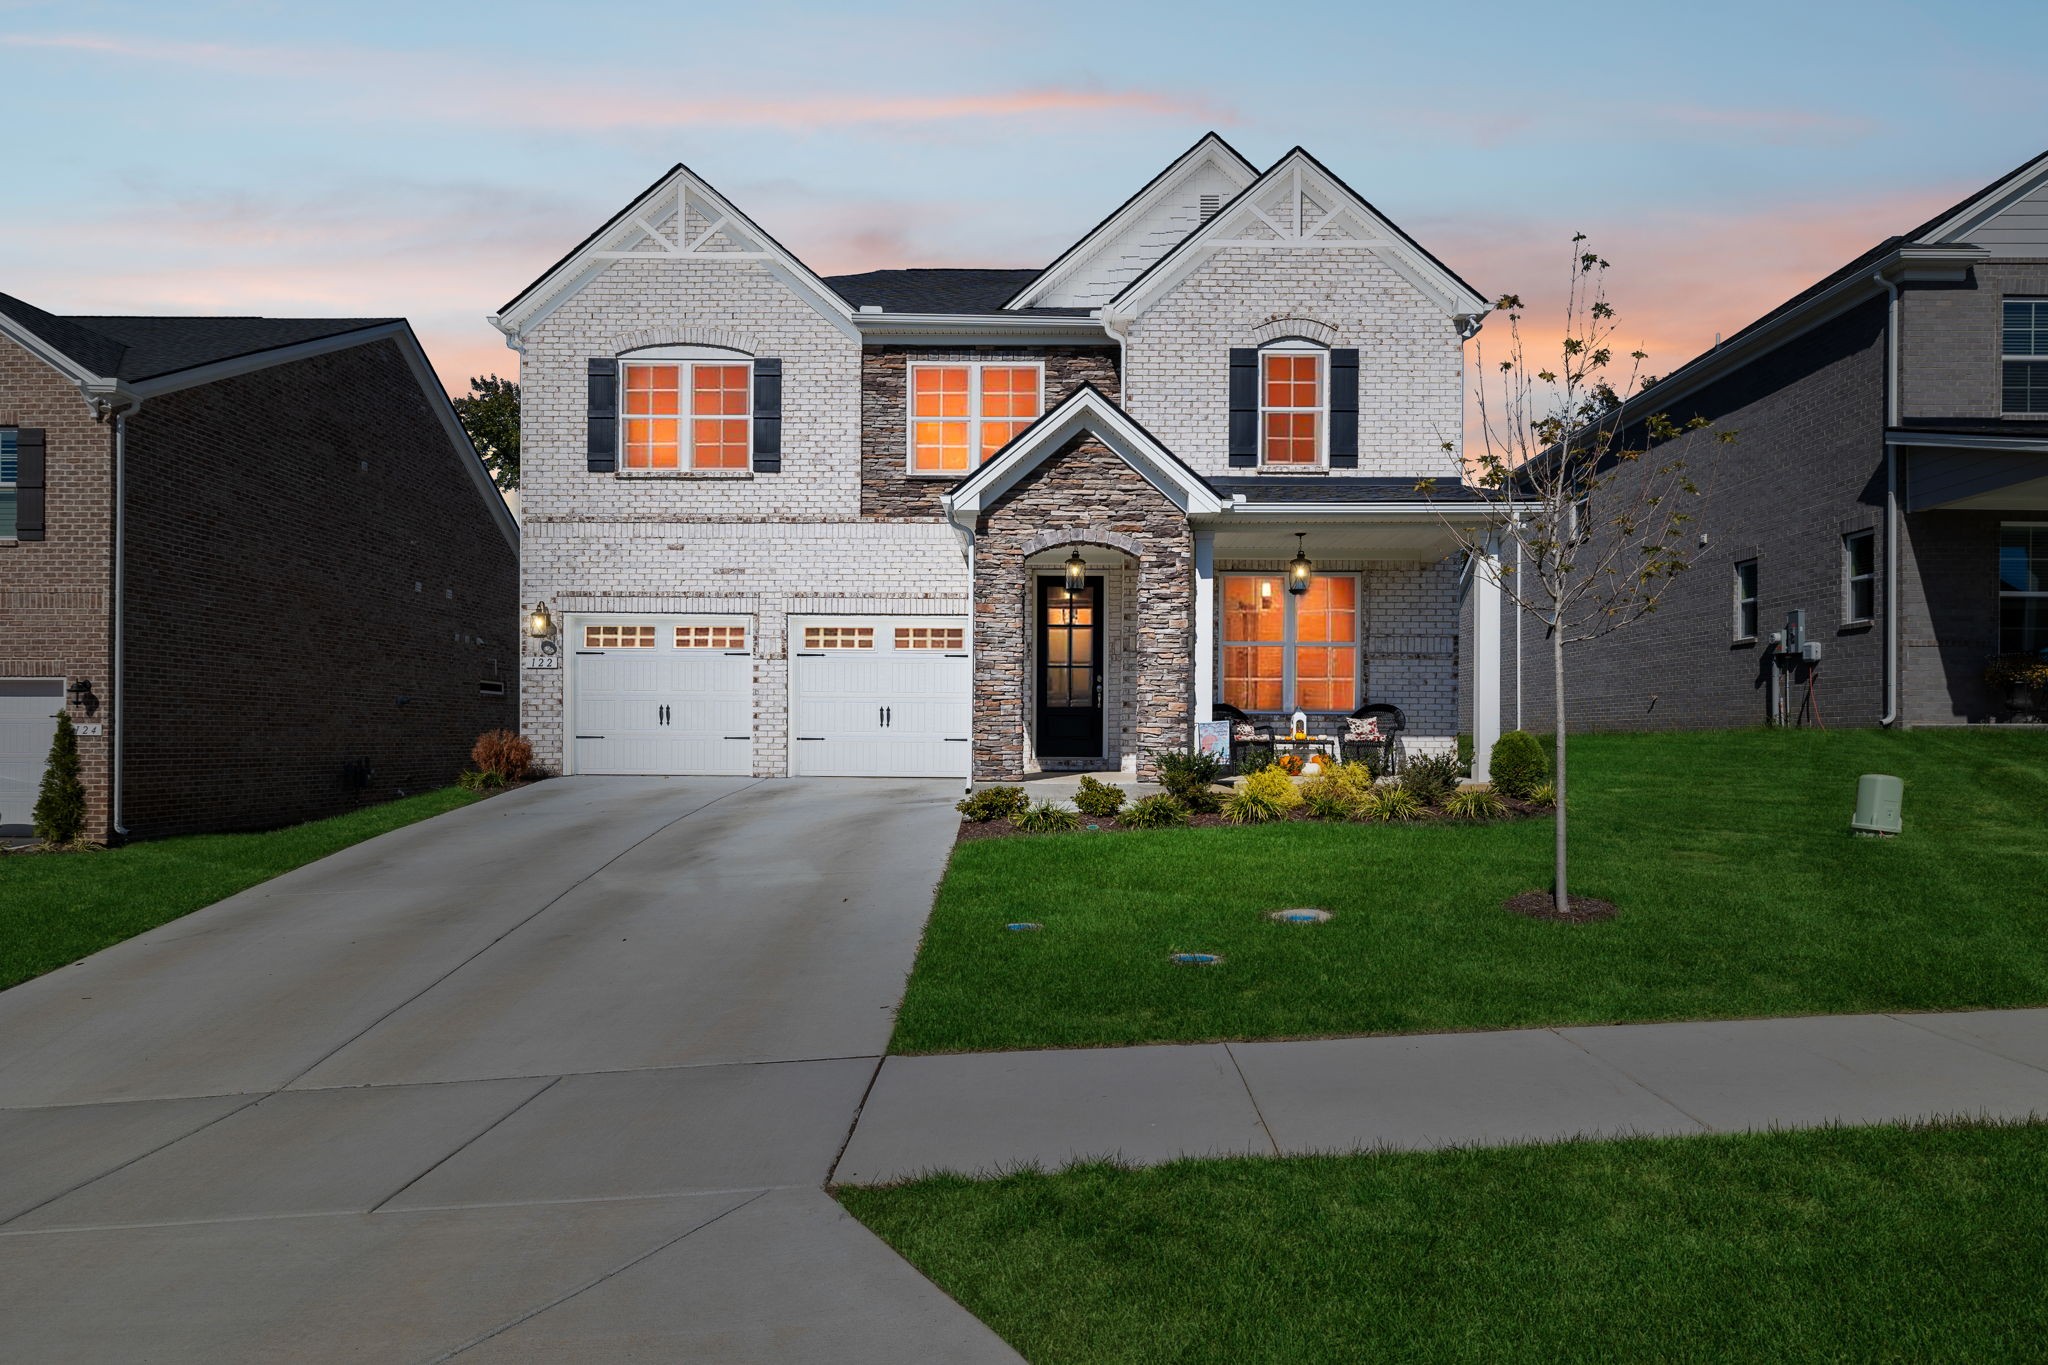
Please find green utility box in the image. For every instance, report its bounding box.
[1852,773,1903,836]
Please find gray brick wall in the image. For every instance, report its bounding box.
[1900,260,2048,420]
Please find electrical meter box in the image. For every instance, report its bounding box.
[1852,773,1902,836]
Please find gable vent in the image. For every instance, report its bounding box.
[1199,193,1222,222]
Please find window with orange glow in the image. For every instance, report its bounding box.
[1260,349,1323,467]
[909,363,1042,472]
[621,360,751,471]
[895,626,966,650]
[585,624,657,648]
[1219,572,1358,712]
[677,625,747,649]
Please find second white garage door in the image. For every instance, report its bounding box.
[789,616,970,778]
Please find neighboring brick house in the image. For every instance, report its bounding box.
[0,294,519,839]
[495,136,1508,784]
[1475,149,2048,734]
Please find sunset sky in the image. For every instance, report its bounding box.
[4,0,2043,398]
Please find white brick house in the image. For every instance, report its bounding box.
[494,136,1508,784]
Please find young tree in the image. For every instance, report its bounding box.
[1421,237,1735,918]
[453,375,520,491]
[33,711,87,846]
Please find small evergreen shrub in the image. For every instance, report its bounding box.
[957,785,1029,822]
[1072,775,1127,818]
[1488,730,1549,800]
[1399,751,1464,807]
[1444,785,1509,820]
[471,729,534,781]
[33,711,87,845]
[1151,749,1226,813]
[1119,794,1190,829]
[1015,800,1082,834]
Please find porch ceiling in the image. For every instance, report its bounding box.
[1210,519,1468,561]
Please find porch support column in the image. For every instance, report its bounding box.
[1471,534,1503,782]
[1192,528,1216,726]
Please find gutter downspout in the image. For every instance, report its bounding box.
[1875,272,1901,728]
[1102,309,1132,407]
[942,494,976,793]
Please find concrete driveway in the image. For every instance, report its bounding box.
[0,777,1018,1363]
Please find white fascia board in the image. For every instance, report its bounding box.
[1006,133,1259,310]
[1917,151,2048,244]
[852,313,1110,345]
[948,389,1225,518]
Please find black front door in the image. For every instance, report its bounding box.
[1036,576,1104,758]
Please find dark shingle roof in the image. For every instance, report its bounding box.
[1210,476,1482,504]
[822,269,1094,317]
[0,293,393,383]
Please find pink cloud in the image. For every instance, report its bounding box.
[1647,103,1877,145]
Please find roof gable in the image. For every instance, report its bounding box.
[944,385,1225,519]
[493,162,854,338]
[1916,148,2048,255]
[1104,147,1490,323]
[1004,133,1259,311]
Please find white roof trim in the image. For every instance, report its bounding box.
[1103,148,1490,323]
[493,164,856,341]
[944,386,1226,521]
[1917,150,2048,244]
[1004,134,1259,310]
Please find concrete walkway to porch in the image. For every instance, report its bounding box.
[833,1007,2048,1183]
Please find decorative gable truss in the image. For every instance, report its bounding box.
[492,164,856,341]
[1102,148,1491,329]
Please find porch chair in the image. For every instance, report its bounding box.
[1343,702,1406,774]
[1212,702,1273,773]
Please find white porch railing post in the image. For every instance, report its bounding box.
[1471,535,1503,782]
[1192,529,1216,729]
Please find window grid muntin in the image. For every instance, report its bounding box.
[804,625,875,649]
[1843,530,1876,624]
[1260,348,1325,467]
[1734,560,1759,641]
[585,624,657,649]
[907,362,1044,473]
[677,624,747,650]
[1220,572,1359,712]
[2002,301,2048,414]
[621,360,752,471]
[2000,523,2048,656]
[895,626,965,650]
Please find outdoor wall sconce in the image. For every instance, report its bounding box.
[1063,549,1088,593]
[528,601,554,638]
[1288,533,1314,595]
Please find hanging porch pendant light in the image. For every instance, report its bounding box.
[1287,533,1314,595]
[1064,549,1088,593]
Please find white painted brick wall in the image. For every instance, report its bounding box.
[1124,245,1464,478]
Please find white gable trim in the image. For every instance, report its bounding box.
[1004,134,1259,311]
[943,386,1226,522]
[1917,150,2048,245]
[492,164,856,342]
[1102,149,1490,324]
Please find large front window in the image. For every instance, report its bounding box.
[2002,300,2048,415]
[0,429,15,540]
[622,360,751,471]
[1221,573,1359,712]
[1261,347,1324,467]
[2001,523,2048,657]
[909,363,1042,473]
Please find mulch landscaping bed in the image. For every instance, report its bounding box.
[956,795,1550,843]
[1503,889,1619,924]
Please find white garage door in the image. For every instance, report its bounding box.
[790,616,971,778]
[0,679,64,833]
[571,618,753,776]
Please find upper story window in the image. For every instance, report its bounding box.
[621,357,752,471]
[1261,344,1324,467]
[2000,523,2048,657]
[909,362,1043,474]
[2002,300,2048,415]
[0,429,15,540]
[1220,572,1359,713]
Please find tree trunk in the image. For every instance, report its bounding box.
[1552,625,1568,917]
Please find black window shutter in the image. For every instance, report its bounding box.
[1228,348,1258,467]
[1329,348,1360,468]
[586,359,618,473]
[752,358,782,473]
[14,428,45,541]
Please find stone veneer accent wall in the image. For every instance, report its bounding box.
[860,346,1120,521]
[973,434,1191,780]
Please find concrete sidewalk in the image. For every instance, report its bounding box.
[834,1008,2048,1183]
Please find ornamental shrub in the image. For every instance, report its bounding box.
[1222,785,1287,824]
[957,785,1029,822]
[1119,794,1189,829]
[1073,775,1127,818]
[471,729,534,781]
[1444,785,1509,821]
[1530,781,1558,809]
[1015,800,1082,834]
[1399,751,1464,807]
[1299,762,1376,819]
[1488,730,1549,800]
[1240,766,1303,812]
[1357,785,1424,823]
[33,711,87,845]
[1151,748,1226,813]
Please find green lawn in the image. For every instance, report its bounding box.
[893,729,2048,1053]
[839,1120,2048,1364]
[0,789,480,990]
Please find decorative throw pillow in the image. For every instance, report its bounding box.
[1231,722,1258,741]
[1345,716,1383,743]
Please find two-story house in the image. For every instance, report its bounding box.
[495,136,1506,784]
[1478,148,2048,733]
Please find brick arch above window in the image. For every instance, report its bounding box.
[1020,527,1148,561]
[602,324,764,357]
[1249,315,1342,346]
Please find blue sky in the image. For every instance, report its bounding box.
[4,0,2044,390]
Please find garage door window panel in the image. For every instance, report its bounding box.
[586,624,656,648]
